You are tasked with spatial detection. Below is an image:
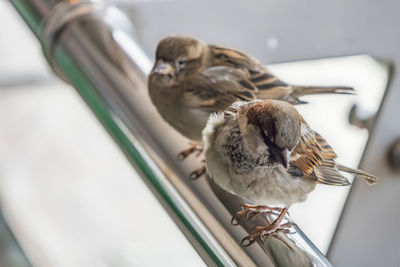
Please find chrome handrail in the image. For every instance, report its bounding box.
[10,1,332,266]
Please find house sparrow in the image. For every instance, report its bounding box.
[148,35,354,146]
[202,99,379,246]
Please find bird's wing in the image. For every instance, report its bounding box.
[290,120,351,186]
[210,45,294,97]
[209,45,354,104]
[181,66,258,112]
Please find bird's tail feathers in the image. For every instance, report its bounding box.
[314,165,351,186]
[336,164,379,185]
[292,85,355,97]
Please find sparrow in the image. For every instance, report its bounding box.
[202,99,379,246]
[148,35,354,146]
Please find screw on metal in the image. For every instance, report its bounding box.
[348,103,376,131]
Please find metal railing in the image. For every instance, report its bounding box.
[10,0,332,266]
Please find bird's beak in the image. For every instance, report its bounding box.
[151,59,174,75]
[278,148,291,169]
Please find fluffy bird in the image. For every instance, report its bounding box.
[148,35,353,146]
[202,99,378,246]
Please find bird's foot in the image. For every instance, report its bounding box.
[177,142,203,161]
[241,222,293,247]
[231,204,283,225]
[189,163,206,180]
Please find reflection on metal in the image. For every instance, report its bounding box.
[10,0,332,266]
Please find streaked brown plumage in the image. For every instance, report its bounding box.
[202,99,379,246]
[148,35,354,143]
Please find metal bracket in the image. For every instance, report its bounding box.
[39,1,102,83]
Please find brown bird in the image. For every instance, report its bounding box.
[148,36,354,177]
[202,99,378,246]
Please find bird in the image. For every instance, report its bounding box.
[148,36,354,161]
[202,99,379,246]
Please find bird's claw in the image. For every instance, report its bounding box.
[189,166,206,180]
[241,222,293,247]
[241,235,258,247]
[177,142,203,161]
[231,205,282,225]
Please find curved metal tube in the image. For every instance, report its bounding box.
[10,0,333,266]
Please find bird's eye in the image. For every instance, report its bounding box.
[177,58,186,66]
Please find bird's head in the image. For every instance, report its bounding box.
[149,36,210,87]
[236,100,301,168]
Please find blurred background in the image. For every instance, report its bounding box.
[0,1,205,266]
[0,0,398,266]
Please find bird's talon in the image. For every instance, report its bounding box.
[283,227,297,235]
[177,151,190,161]
[230,217,239,225]
[178,143,204,161]
[189,166,206,180]
[278,222,293,230]
[231,211,244,225]
[280,229,291,235]
[241,236,257,247]
[246,211,257,219]
[239,207,291,247]
[231,208,254,225]
[231,204,283,225]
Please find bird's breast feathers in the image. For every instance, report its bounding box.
[204,113,315,207]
